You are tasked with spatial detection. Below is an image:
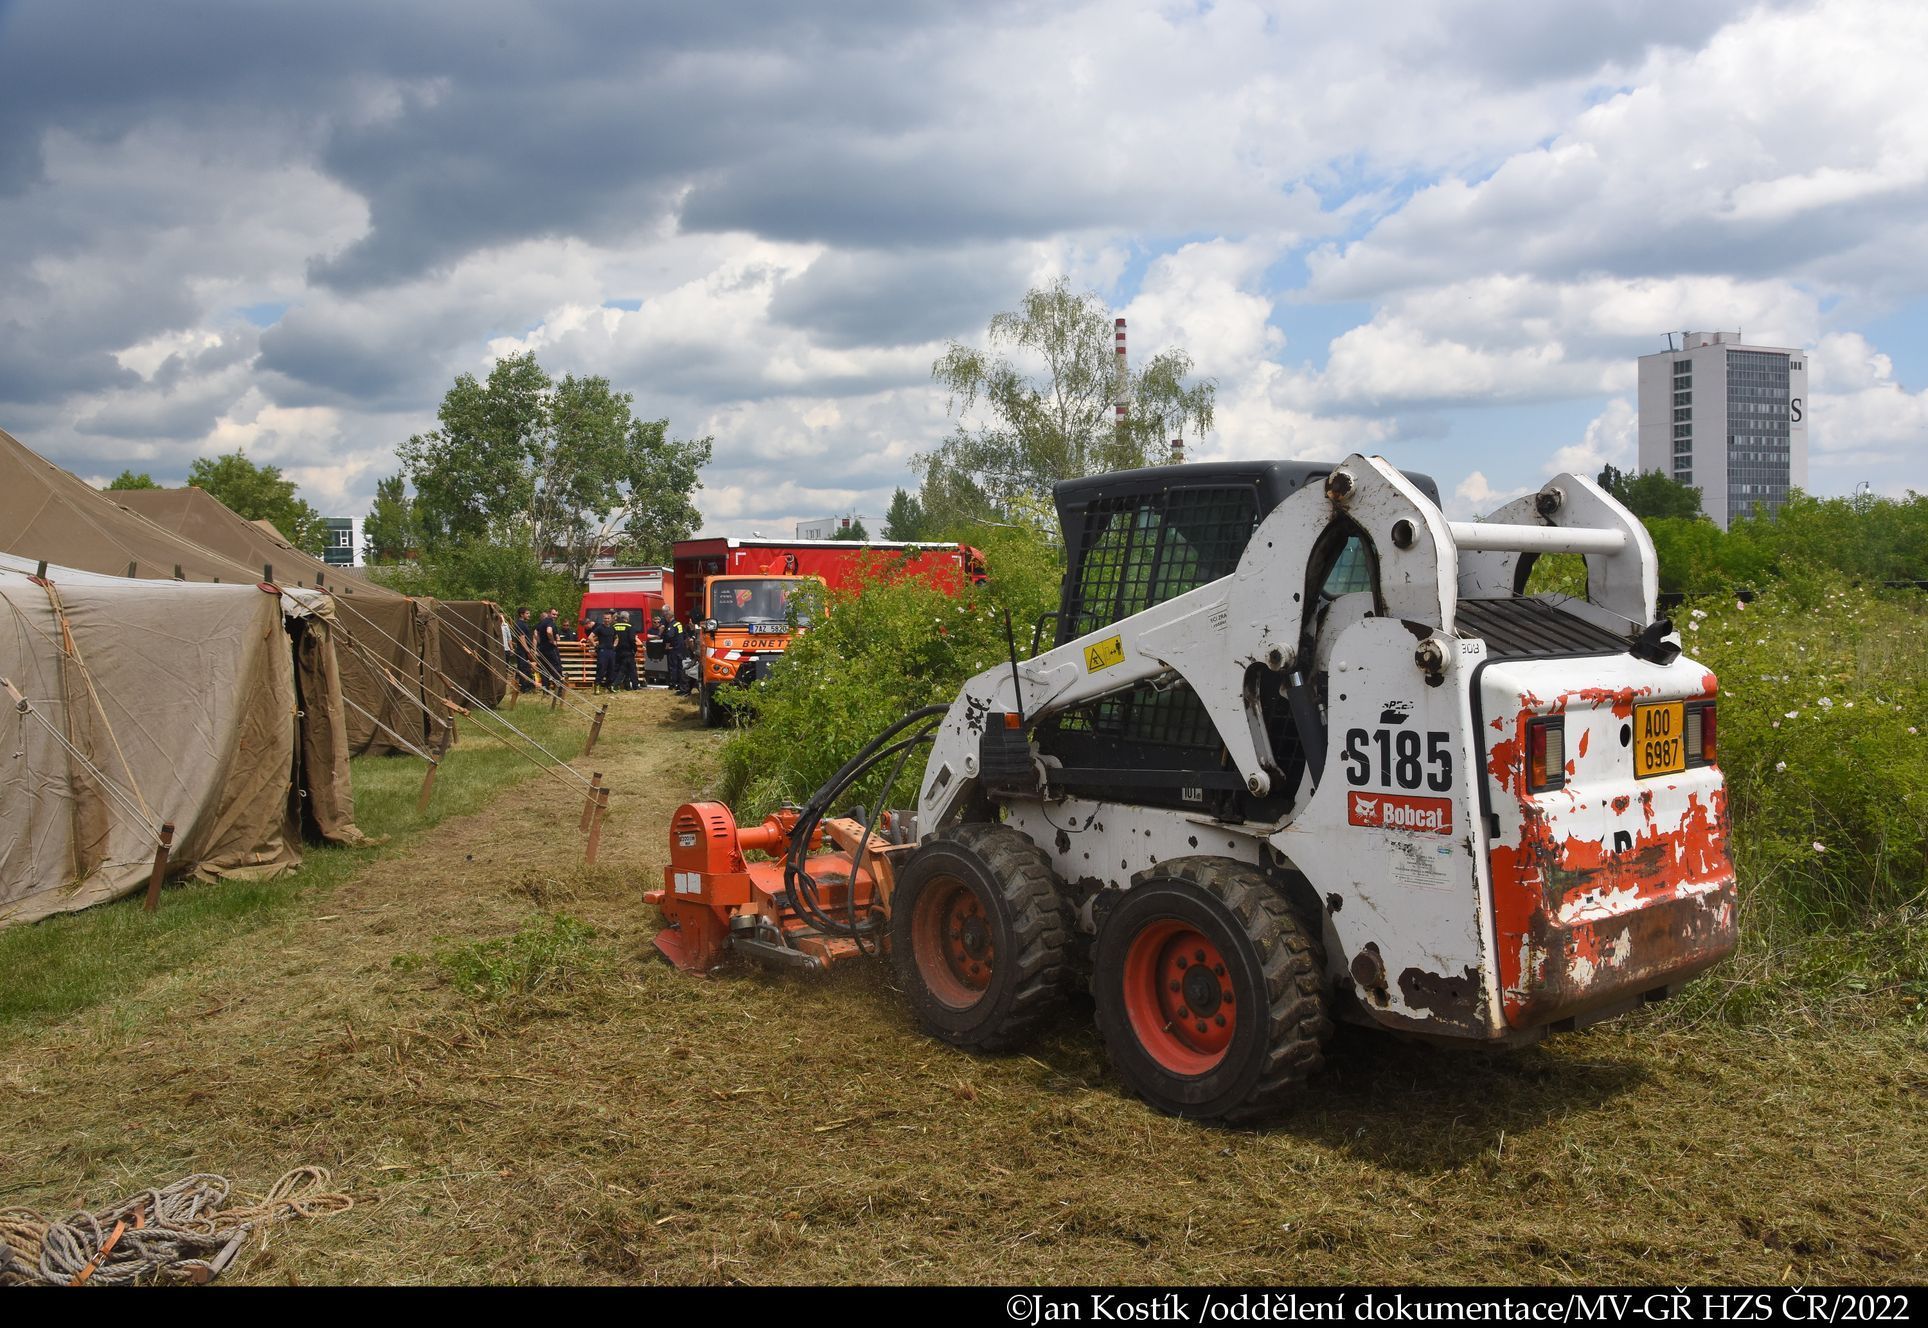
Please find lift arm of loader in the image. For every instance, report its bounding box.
[914,454,1658,830]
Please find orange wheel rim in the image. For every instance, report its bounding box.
[910,874,994,1009]
[1121,919,1235,1075]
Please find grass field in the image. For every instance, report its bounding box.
[0,698,601,1027]
[1,687,1921,1286]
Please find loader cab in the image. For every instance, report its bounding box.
[1038,461,1439,819]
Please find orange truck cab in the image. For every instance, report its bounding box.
[690,574,818,725]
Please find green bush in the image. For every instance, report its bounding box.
[1682,578,1928,932]
[718,524,1060,816]
[1637,490,1928,597]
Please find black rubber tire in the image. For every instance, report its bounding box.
[889,823,1072,1052]
[1092,857,1330,1122]
[698,684,723,728]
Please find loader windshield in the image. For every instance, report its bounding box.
[707,577,811,629]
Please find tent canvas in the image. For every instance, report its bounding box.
[0,559,301,926]
[237,519,509,712]
[0,427,362,843]
[114,485,463,757]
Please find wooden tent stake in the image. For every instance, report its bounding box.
[579,772,604,832]
[584,703,607,756]
[416,761,439,814]
[142,822,176,913]
[584,787,610,865]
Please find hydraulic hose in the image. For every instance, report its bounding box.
[785,726,940,937]
[782,704,950,938]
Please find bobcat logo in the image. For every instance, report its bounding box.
[1349,790,1452,834]
[1380,700,1414,725]
[963,696,989,735]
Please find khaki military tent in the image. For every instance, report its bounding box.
[0,427,361,844]
[0,556,302,926]
[428,596,513,709]
[287,555,509,719]
[230,520,511,716]
[113,485,485,757]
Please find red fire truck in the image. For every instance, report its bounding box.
[670,538,984,724]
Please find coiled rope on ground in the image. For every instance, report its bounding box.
[0,1166,352,1286]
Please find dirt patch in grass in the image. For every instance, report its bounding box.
[0,688,1922,1285]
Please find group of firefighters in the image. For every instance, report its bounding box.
[505,605,691,697]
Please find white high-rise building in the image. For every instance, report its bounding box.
[1636,331,1808,528]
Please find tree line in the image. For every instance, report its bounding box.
[1594,464,1928,594]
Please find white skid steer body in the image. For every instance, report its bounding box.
[915,454,1736,1045]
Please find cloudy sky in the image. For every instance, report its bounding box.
[3,0,1925,533]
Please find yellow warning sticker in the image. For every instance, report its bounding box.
[1084,634,1125,673]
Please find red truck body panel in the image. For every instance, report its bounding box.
[669,539,979,623]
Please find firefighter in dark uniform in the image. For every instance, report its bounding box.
[615,614,640,690]
[537,608,566,694]
[590,611,619,693]
[660,609,690,694]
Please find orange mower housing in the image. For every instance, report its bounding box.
[646,801,910,974]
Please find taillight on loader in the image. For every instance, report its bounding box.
[1526,717,1565,792]
[1686,702,1717,766]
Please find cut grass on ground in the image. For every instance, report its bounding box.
[0,697,608,1027]
[0,688,1919,1286]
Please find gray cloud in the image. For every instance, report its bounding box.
[767,246,1034,348]
[1393,0,1764,84]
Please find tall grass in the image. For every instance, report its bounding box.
[0,703,594,1029]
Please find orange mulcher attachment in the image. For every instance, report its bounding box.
[645,801,912,974]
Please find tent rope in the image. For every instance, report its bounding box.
[329,629,457,744]
[0,581,160,827]
[33,580,158,825]
[430,602,601,721]
[0,1167,352,1286]
[324,599,459,739]
[0,675,163,838]
[336,691,439,765]
[430,668,597,793]
[333,610,596,795]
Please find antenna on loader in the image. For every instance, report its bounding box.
[1001,606,1026,725]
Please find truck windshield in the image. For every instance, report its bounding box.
[708,578,810,629]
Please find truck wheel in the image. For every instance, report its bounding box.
[1092,858,1330,1121]
[890,823,1071,1052]
[698,684,723,727]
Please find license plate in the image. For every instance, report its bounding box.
[1634,701,1686,778]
